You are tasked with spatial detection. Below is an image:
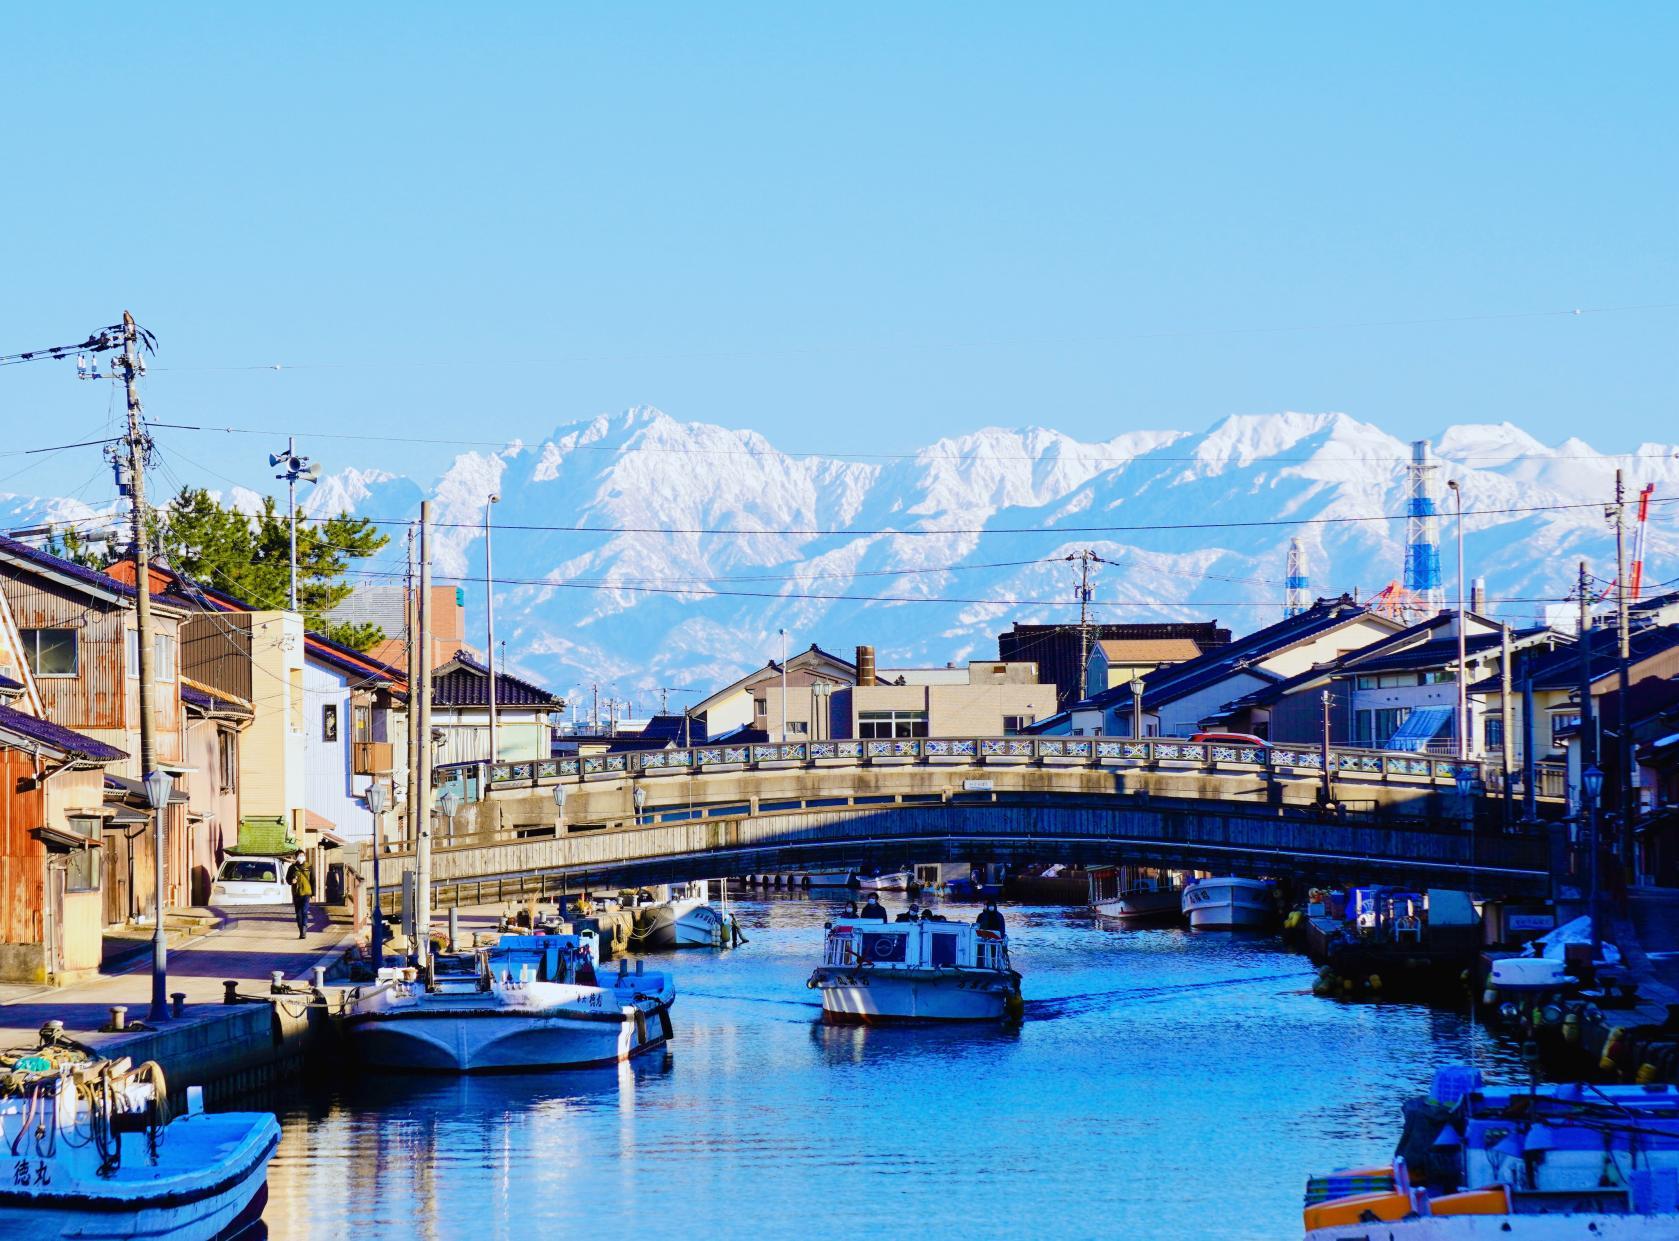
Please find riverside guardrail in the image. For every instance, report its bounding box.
[468,737,1491,795]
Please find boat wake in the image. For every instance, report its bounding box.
[1024,969,1311,1018]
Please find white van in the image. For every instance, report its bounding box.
[209,855,292,906]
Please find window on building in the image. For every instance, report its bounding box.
[1002,714,1033,734]
[125,630,176,681]
[857,709,928,739]
[754,698,766,716]
[218,729,238,792]
[1354,707,1412,747]
[1484,716,1505,752]
[1552,712,1580,741]
[786,720,809,736]
[322,703,339,742]
[1420,669,1456,685]
[20,628,77,677]
[65,815,102,892]
[354,705,371,741]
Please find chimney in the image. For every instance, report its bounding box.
[855,645,876,687]
[1469,578,1486,615]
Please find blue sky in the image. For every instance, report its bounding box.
[3,3,1674,501]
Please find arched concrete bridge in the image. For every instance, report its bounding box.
[379,738,1561,903]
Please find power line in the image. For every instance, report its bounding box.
[145,418,1679,467]
[298,494,1679,539]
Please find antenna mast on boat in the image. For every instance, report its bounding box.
[416,501,435,971]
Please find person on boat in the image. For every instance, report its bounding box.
[860,896,888,920]
[896,903,921,923]
[918,907,935,922]
[976,901,1006,933]
[843,900,859,916]
[286,850,314,939]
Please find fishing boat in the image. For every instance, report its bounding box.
[856,870,914,892]
[1088,868,1185,925]
[808,912,1023,1023]
[632,881,742,949]
[344,932,675,1072]
[1182,876,1274,929]
[0,1046,280,1240]
[802,868,858,888]
[1302,1066,1679,1237]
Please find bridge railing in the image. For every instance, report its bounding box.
[468,738,1488,798]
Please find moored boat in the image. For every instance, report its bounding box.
[1089,868,1185,925]
[808,910,1022,1023]
[1182,876,1274,929]
[1302,1066,1679,1238]
[0,1048,280,1240]
[632,881,742,949]
[344,932,675,1072]
[856,870,914,892]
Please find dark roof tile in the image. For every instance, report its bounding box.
[0,703,126,762]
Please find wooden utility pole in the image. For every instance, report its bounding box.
[1071,551,1100,703]
[415,502,435,969]
[116,312,169,1022]
[1319,689,1334,808]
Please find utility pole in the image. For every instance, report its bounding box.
[404,525,419,848]
[1319,689,1334,808]
[779,627,788,744]
[484,493,500,763]
[1577,560,1596,911]
[1446,479,1469,760]
[1611,470,1632,867]
[269,437,319,613]
[591,683,599,734]
[1499,624,1514,832]
[116,312,168,1023]
[415,502,435,971]
[1069,550,1103,701]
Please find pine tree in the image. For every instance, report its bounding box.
[157,488,390,650]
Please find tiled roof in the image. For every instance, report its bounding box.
[433,650,564,708]
[305,630,405,689]
[0,534,182,610]
[1078,596,1373,714]
[180,679,253,717]
[0,673,23,692]
[0,703,126,762]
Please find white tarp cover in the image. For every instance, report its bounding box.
[1535,915,1622,965]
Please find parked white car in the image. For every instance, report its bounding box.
[209,855,292,906]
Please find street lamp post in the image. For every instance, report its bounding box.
[144,769,173,1022]
[366,780,389,970]
[1583,763,1605,962]
[1129,678,1145,740]
[553,783,568,913]
[1455,765,1477,881]
[1446,479,1469,761]
[436,787,462,847]
[485,492,500,763]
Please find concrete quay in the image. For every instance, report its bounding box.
[0,904,355,1104]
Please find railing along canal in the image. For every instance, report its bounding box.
[461,738,1496,797]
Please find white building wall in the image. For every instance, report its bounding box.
[302,658,373,842]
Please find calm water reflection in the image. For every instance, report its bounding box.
[260,895,1518,1240]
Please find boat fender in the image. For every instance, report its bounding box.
[1636,1060,1662,1085]
[1481,987,1498,1007]
[1367,975,1382,994]
[1562,1012,1581,1044]
[1600,1027,1627,1072]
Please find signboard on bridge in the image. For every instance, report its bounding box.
[963,779,994,792]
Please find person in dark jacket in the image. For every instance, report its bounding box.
[860,896,888,920]
[286,851,314,939]
[975,901,1006,933]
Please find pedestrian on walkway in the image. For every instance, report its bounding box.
[286,850,314,939]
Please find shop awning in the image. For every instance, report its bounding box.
[1387,706,1454,753]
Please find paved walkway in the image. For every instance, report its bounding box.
[0,903,353,1054]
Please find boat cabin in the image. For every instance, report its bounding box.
[489,932,602,986]
[823,917,1008,972]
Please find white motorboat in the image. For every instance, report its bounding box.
[1181,876,1274,929]
[344,932,675,1072]
[0,1051,279,1240]
[808,914,1022,1023]
[632,881,741,950]
[856,871,914,892]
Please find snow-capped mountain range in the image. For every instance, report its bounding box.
[6,407,1677,712]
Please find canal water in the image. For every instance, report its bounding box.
[258,895,1519,1240]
